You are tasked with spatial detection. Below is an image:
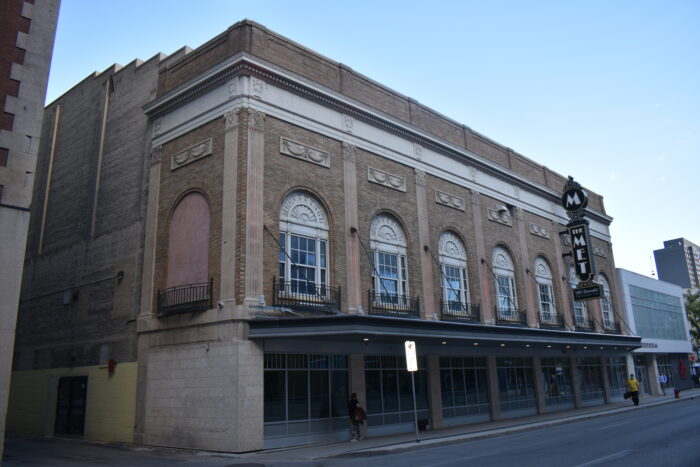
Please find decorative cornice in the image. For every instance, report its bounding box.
[368,167,406,192]
[435,189,465,211]
[227,78,238,99]
[280,137,330,168]
[251,76,265,98]
[343,114,354,133]
[487,206,512,227]
[153,118,162,137]
[530,223,550,239]
[143,55,612,226]
[413,143,423,160]
[171,138,213,171]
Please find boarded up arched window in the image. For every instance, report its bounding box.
[166,192,210,288]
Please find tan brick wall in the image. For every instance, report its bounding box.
[425,174,482,314]
[153,119,225,315]
[261,116,347,308]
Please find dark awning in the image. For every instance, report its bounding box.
[249,314,642,352]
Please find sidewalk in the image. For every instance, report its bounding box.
[228,388,700,463]
[4,389,698,465]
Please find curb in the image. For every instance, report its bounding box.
[324,393,697,459]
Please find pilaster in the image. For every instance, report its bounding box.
[343,143,362,313]
[220,109,240,304]
[552,220,573,330]
[515,207,537,327]
[243,109,265,306]
[600,357,612,403]
[415,169,435,318]
[570,356,582,408]
[471,192,492,323]
[486,356,501,420]
[426,355,443,429]
[532,357,546,414]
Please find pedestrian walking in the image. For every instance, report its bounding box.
[658,374,667,395]
[347,393,365,442]
[626,374,640,406]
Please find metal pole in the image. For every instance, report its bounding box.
[411,371,420,442]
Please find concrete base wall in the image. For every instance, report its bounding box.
[141,328,263,452]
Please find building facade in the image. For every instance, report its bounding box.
[10,20,640,452]
[616,269,693,395]
[654,238,700,289]
[0,0,60,457]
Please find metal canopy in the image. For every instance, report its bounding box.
[249,314,642,350]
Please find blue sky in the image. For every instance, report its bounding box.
[46,0,699,279]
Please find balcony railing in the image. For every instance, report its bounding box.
[441,300,481,323]
[539,313,565,329]
[368,290,420,318]
[272,278,341,314]
[603,321,621,334]
[495,306,527,326]
[574,315,594,332]
[157,279,212,317]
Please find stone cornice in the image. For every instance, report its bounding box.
[143,54,612,226]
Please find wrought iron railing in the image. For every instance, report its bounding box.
[272,278,341,314]
[603,321,621,334]
[368,290,420,318]
[539,313,565,329]
[157,279,212,317]
[495,306,527,326]
[441,300,480,323]
[574,314,594,332]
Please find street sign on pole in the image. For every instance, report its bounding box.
[405,340,420,442]
[405,340,418,372]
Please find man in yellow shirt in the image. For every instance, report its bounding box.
[627,374,640,406]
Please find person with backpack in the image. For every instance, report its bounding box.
[347,393,365,441]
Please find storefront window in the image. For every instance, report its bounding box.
[440,357,489,419]
[263,353,348,437]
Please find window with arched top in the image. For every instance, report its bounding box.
[278,191,329,296]
[167,192,210,288]
[492,246,518,318]
[370,213,408,304]
[569,266,590,328]
[534,257,556,324]
[598,274,614,328]
[439,231,470,314]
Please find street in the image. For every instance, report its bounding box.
[4,399,699,466]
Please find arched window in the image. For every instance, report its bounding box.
[534,257,556,324]
[568,266,590,328]
[439,231,470,313]
[167,192,210,288]
[598,274,614,329]
[278,192,329,296]
[370,213,408,304]
[492,246,518,318]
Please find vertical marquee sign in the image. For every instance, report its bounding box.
[561,177,602,301]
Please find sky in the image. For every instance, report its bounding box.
[45,0,699,279]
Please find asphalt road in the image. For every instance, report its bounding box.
[4,399,699,466]
[313,399,700,467]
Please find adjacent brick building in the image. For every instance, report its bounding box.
[0,0,59,457]
[10,20,641,452]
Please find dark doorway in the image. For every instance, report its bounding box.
[55,376,88,436]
